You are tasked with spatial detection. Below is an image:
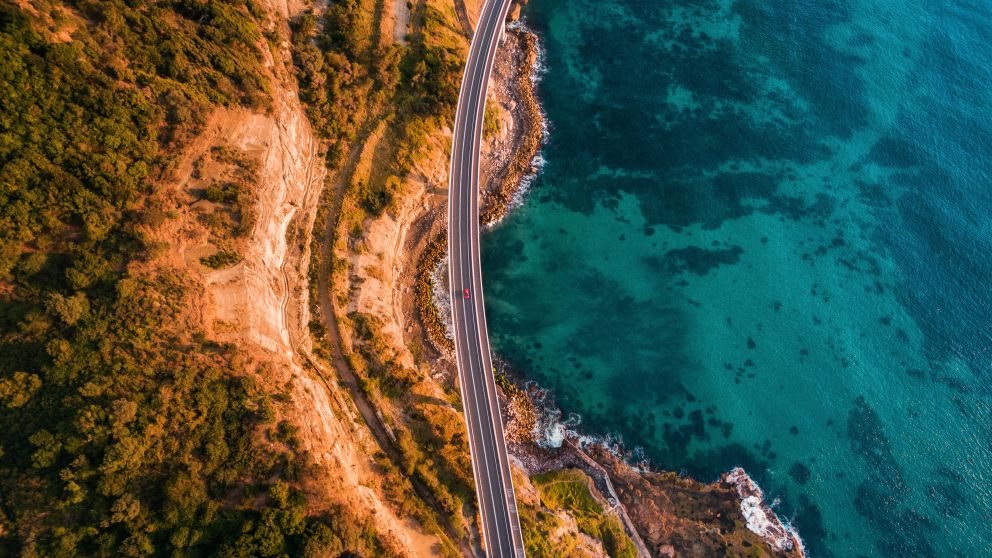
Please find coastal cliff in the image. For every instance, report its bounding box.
[0,0,808,555]
[291,0,808,555]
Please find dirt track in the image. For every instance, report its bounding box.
[162,1,446,555]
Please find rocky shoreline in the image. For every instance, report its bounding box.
[416,23,547,356]
[415,231,452,353]
[500,376,806,558]
[411,11,809,557]
[725,468,806,554]
[480,23,547,226]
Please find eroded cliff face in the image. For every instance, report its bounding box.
[159,1,444,555]
[187,1,804,557]
[193,101,319,358]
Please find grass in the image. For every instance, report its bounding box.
[484,101,501,139]
[531,469,639,558]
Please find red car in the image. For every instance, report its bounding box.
[463,288,471,300]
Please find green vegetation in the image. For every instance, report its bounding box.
[291,0,464,219]
[205,182,244,205]
[484,102,501,139]
[518,500,586,558]
[345,311,474,535]
[290,1,394,167]
[0,0,271,285]
[194,147,258,244]
[200,250,243,269]
[529,469,638,558]
[0,3,385,556]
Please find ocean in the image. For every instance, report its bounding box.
[481,0,992,555]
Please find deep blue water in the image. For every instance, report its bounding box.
[481,0,992,555]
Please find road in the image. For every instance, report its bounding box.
[447,0,526,557]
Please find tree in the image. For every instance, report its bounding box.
[28,429,61,468]
[302,521,346,558]
[45,292,90,326]
[0,371,41,408]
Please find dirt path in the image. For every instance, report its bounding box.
[312,110,481,556]
[314,113,400,446]
[392,0,411,43]
[156,0,451,555]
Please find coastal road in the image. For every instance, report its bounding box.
[447,0,526,557]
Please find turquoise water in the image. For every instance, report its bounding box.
[482,0,992,556]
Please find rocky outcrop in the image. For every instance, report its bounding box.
[581,445,805,558]
[480,25,546,225]
[725,468,806,556]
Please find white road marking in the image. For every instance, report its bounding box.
[447,0,525,555]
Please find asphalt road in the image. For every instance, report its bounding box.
[447,0,526,556]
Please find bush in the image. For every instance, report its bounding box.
[0,4,373,556]
[532,469,638,558]
[201,250,243,269]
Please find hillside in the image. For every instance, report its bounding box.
[0,1,429,555]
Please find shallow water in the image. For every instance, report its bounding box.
[481,0,992,555]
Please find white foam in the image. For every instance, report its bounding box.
[487,21,551,227]
[430,253,454,341]
[523,381,634,463]
[725,467,807,555]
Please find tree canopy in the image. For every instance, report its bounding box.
[0,3,387,556]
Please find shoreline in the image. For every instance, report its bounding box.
[416,23,547,355]
[325,3,808,554]
[414,14,808,558]
[502,373,808,557]
[480,21,548,226]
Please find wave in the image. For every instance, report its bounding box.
[430,252,455,341]
[726,467,808,556]
[516,369,807,555]
[489,19,551,225]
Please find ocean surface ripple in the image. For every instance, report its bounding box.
[482,0,992,556]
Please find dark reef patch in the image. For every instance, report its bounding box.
[662,245,744,276]
[847,397,936,557]
[789,462,812,484]
[793,493,832,558]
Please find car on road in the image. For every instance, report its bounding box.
[463,288,471,300]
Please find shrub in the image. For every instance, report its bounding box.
[201,250,243,269]
[532,469,638,558]
[0,4,375,555]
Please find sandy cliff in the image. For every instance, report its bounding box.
[158,1,444,555]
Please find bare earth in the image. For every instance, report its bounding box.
[154,1,443,555]
[149,0,808,556]
[392,0,412,43]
